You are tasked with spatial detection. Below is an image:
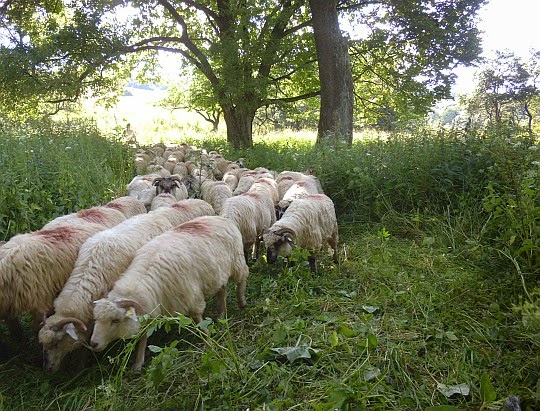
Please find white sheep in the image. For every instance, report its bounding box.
[150,193,177,211]
[201,180,233,214]
[249,177,279,206]
[38,199,215,372]
[42,203,136,231]
[220,190,276,262]
[222,171,239,191]
[127,173,161,208]
[152,175,189,201]
[104,196,148,219]
[0,225,119,340]
[277,176,323,218]
[263,194,339,272]
[90,215,248,371]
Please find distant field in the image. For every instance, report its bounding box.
[79,88,212,144]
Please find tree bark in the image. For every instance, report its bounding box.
[308,0,354,146]
[222,105,256,149]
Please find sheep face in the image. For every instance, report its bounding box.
[153,176,182,195]
[263,229,295,263]
[90,299,142,352]
[39,316,88,373]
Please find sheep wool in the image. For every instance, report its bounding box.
[0,224,116,336]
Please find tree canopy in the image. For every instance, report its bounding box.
[0,0,486,147]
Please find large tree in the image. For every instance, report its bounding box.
[309,0,353,146]
[0,0,486,148]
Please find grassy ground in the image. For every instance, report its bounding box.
[0,119,538,410]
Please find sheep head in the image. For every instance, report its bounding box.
[153,176,182,195]
[90,299,145,353]
[263,227,296,264]
[39,315,89,373]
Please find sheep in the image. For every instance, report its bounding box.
[153,175,189,201]
[146,165,171,177]
[220,190,276,262]
[222,171,239,191]
[249,177,279,206]
[201,180,233,214]
[276,177,322,219]
[38,199,215,372]
[150,193,177,211]
[127,173,161,207]
[105,196,148,219]
[233,174,257,196]
[43,197,146,230]
[263,194,339,272]
[172,162,188,177]
[43,205,128,231]
[90,215,248,371]
[163,157,179,174]
[0,224,120,340]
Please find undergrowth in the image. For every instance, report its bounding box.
[0,122,538,410]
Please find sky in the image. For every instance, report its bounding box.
[452,0,540,94]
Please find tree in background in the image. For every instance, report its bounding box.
[463,51,540,133]
[0,0,485,147]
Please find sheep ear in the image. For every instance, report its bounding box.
[125,307,138,321]
[65,323,79,341]
[284,232,295,245]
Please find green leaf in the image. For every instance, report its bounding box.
[269,345,319,364]
[445,331,459,341]
[367,332,378,348]
[362,305,379,313]
[425,406,462,411]
[148,345,162,353]
[480,373,497,402]
[337,324,357,337]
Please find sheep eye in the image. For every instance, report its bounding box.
[112,319,120,324]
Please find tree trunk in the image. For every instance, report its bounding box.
[222,105,256,149]
[524,102,533,134]
[308,0,354,147]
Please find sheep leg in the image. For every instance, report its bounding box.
[236,279,247,309]
[308,254,317,273]
[132,334,148,371]
[74,347,91,372]
[330,235,339,264]
[6,318,25,341]
[215,285,228,318]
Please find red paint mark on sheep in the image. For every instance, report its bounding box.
[105,202,124,212]
[172,220,211,235]
[77,208,110,223]
[35,227,78,244]
[243,192,263,200]
[171,202,189,212]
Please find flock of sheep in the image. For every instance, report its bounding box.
[0,142,339,372]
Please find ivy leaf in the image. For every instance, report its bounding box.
[269,345,319,364]
[437,382,470,398]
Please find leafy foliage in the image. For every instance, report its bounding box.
[0,119,134,239]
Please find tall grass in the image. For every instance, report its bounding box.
[0,121,538,410]
[0,119,135,239]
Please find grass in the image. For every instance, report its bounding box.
[0,119,538,410]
